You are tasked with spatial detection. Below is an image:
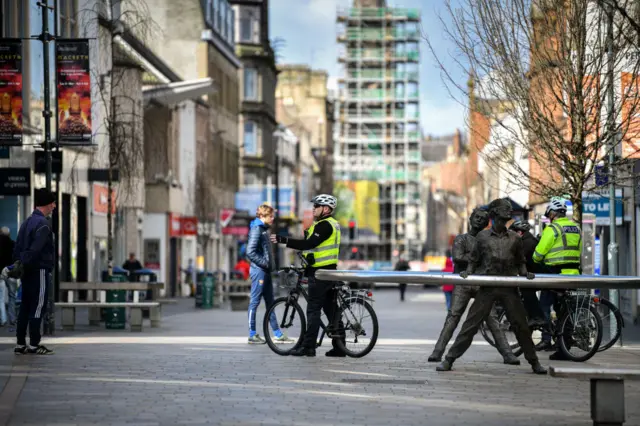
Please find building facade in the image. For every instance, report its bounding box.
[335,1,422,261]
[275,64,335,194]
[230,0,278,191]
[145,0,242,283]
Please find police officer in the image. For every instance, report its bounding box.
[532,197,582,359]
[13,188,56,355]
[271,194,344,357]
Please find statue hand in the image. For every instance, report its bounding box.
[459,271,469,279]
[526,272,535,280]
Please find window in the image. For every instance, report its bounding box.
[213,0,220,31]
[244,121,257,155]
[2,0,24,37]
[244,68,258,100]
[238,6,260,43]
[111,0,121,20]
[226,8,234,45]
[59,0,78,37]
[244,171,260,186]
[218,1,225,34]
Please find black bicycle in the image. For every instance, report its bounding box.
[593,296,624,352]
[263,255,379,358]
[480,289,603,362]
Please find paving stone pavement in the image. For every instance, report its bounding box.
[1,287,639,426]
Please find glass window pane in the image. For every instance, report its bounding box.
[244,68,257,100]
[244,121,256,155]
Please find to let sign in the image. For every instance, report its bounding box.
[581,190,623,226]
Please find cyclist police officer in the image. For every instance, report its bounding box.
[532,197,582,359]
[270,194,346,357]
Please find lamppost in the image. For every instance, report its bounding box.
[272,126,286,269]
[604,0,618,314]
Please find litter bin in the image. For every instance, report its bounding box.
[195,271,215,309]
[102,268,129,330]
[130,269,157,319]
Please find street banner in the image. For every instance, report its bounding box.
[0,40,23,145]
[56,39,92,145]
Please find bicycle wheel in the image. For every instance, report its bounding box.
[596,298,623,352]
[479,308,524,355]
[558,304,603,362]
[263,297,306,356]
[334,298,378,358]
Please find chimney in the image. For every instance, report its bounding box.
[453,129,461,157]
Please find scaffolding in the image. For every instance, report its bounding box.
[335,4,422,261]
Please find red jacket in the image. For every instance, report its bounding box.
[233,260,251,280]
[442,257,454,292]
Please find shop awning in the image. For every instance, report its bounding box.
[142,78,218,106]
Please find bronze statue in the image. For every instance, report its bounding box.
[436,198,547,375]
[428,208,520,365]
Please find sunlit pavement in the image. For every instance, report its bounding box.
[1,287,639,426]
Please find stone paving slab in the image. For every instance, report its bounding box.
[1,288,639,426]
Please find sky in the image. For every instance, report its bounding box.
[269,0,468,137]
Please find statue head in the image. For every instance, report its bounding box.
[487,198,513,222]
[469,207,490,231]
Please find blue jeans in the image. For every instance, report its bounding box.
[5,278,18,324]
[444,291,453,312]
[0,280,6,324]
[248,267,280,336]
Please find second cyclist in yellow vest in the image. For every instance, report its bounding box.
[532,197,582,359]
[271,194,345,357]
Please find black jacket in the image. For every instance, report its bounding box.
[521,231,540,273]
[0,234,15,270]
[14,209,55,271]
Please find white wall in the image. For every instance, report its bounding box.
[143,213,167,285]
[484,114,530,207]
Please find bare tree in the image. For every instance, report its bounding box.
[427,0,640,223]
[79,0,158,275]
[194,126,224,271]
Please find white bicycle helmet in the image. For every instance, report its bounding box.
[311,194,337,210]
[544,197,567,217]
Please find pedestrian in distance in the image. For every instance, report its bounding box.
[0,226,16,327]
[441,251,454,310]
[13,188,56,355]
[394,255,410,301]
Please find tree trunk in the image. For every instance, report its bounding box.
[107,91,116,277]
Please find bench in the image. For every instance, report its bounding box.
[60,281,165,329]
[58,302,160,332]
[549,366,640,426]
[226,280,252,311]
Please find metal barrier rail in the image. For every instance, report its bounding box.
[315,270,640,290]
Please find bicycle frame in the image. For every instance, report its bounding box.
[277,265,374,348]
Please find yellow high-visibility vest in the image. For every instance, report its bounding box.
[303,217,341,267]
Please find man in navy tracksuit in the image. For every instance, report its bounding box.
[13,188,56,355]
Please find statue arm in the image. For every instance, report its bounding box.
[451,235,468,264]
[462,237,479,277]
